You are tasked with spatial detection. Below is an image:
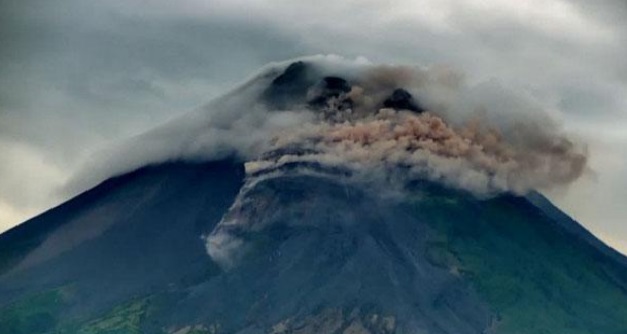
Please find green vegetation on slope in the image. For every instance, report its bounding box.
[0,286,71,334]
[0,287,161,334]
[75,298,151,334]
[412,190,627,334]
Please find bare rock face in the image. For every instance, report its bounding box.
[308,77,353,108]
[262,62,424,118]
[262,62,357,117]
[382,88,423,113]
[262,61,318,110]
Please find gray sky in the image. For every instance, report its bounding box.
[1,0,626,253]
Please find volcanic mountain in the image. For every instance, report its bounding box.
[1,57,626,334]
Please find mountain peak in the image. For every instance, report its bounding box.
[1,57,620,334]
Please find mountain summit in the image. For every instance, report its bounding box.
[1,57,625,333]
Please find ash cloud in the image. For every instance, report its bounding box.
[247,109,586,196]
[69,55,587,199]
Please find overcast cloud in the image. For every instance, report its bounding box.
[0,0,626,253]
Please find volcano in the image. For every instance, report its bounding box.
[1,57,626,334]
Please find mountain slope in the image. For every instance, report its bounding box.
[408,183,627,333]
[0,161,244,333]
[0,161,626,333]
